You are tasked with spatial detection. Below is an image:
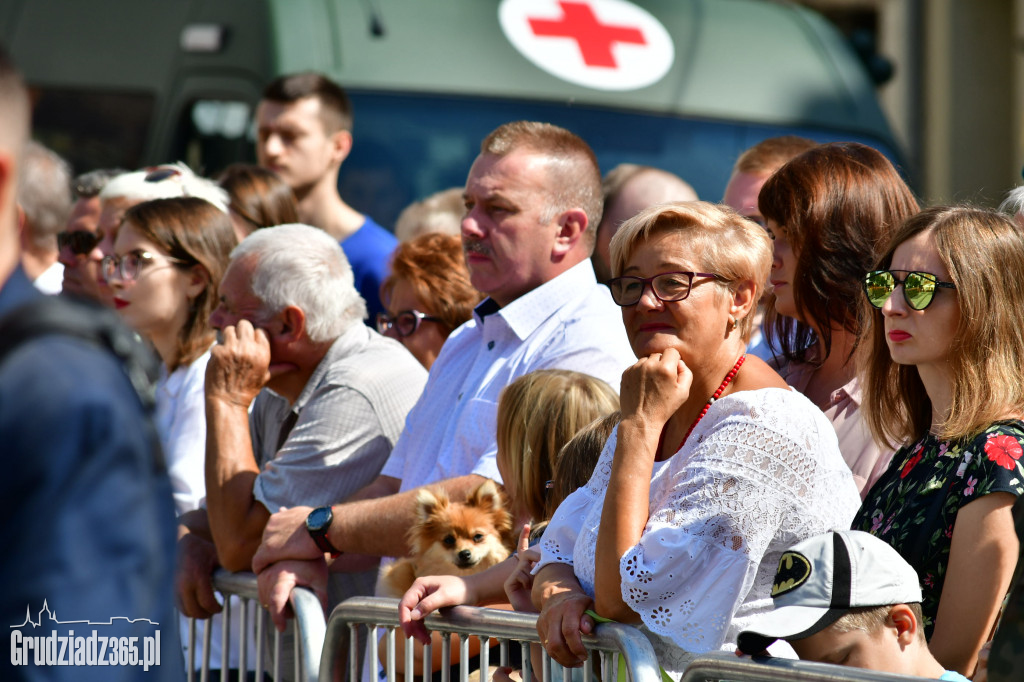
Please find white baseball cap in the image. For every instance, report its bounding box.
[737,530,923,654]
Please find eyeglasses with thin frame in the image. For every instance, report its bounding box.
[607,271,727,307]
[863,269,957,311]
[57,230,104,256]
[376,309,443,338]
[101,251,188,283]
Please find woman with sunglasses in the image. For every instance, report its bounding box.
[757,142,919,495]
[105,196,236,515]
[377,232,483,370]
[532,202,859,677]
[852,206,1024,676]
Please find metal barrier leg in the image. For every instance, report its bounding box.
[238,598,248,682]
[201,616,212,682]
[187,618,197,682]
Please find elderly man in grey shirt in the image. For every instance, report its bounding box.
[176,223,426,621]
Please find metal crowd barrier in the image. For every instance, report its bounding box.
[321,596,663,682]
[185,570,326,682]
[679,651,944,682]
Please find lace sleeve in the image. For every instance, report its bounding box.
[619,390,858,654]
[534,428,619,573]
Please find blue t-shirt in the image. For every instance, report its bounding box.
[0,268,185,681]
[939,671,971,681]
[341,216,397,324]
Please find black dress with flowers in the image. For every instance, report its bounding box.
[852,420,1024,637]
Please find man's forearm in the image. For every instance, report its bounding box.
[327,474,488,557]
[205,397,269,571]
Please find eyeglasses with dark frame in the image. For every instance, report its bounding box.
[607,271,727,307]
[376,309,443,338]
[863,269,957,311]
[57,230,104,256]
[101,251,188,283]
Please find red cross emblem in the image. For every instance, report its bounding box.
[499,0,675,92]
[528,1,647,69]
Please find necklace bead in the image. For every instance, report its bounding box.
[677,354,746,453]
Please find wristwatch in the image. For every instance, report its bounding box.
[305,506,341,557]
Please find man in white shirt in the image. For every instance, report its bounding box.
[252,121,635,615]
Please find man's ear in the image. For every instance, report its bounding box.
[552,208,588,259]
[729,279,757,323]
[888,604,918,648]
[277,305,307,344]
[330,129,353,167]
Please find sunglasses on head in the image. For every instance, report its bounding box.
[143,166,183,183]
[57,230,103,256]
[863,270,957,311]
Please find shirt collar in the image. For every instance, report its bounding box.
[473,260,598,340]
[291,323,370,410]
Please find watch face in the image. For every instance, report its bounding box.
[306,506,332,532]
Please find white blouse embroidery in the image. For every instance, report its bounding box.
[536,387,860,678]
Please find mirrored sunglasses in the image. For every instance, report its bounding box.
[863,269,957,311]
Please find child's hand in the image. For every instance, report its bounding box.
[505,524,541,613]
[398,575,473,644]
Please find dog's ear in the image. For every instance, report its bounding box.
[415,486,449,523]
[467,478,503,513]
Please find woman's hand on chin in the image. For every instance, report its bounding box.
[619,347,693,431]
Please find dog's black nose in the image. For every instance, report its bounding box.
[457,549,474,566]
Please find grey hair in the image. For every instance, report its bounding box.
[100,162,229,213]
[73,168,127,199]
[230,224,367,341]
[999,185,1024,218]
[17,141,72,247]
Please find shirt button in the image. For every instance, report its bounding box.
[487,341,495,350]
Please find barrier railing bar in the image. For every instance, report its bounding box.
[255,609,265,682]
[322,597,662,682]
[680,651,947,682]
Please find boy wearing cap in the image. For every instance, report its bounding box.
[737,530,970,681]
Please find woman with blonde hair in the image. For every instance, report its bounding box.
[532,201,858,677]
[853,205,1024,676]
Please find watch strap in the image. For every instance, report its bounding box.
[307,507,341,558]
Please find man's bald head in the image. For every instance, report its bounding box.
[593,164,698,282]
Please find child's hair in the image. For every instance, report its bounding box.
[551,411,621,508]
[830,603,926,642]
[495,370,618,523]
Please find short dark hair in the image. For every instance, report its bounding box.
[261,72,353,133]
[481,121,603,244]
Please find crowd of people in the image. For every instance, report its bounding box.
[3,41,1024,682]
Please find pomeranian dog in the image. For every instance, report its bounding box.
[378,479,514,598]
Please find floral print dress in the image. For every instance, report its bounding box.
[852,421,1024,637]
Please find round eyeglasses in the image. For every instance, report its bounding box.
[607,271,726,307]
[101,251,187,283]
[863,270,957,311]
[376,309,443,338]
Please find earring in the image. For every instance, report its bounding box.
[731,317,739,331]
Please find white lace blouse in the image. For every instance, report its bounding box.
[535,387,860,678]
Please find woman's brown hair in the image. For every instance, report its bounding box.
[121,197,237,370]
[759,142,919,364]
[861,205,1024,445]
[381,233,483,334]
[218,164,298,234]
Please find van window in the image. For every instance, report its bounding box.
[29,87,154,173]
[337,91,903,229]
[173,99,255,175]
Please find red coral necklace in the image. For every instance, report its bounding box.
[676,354,746,452]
